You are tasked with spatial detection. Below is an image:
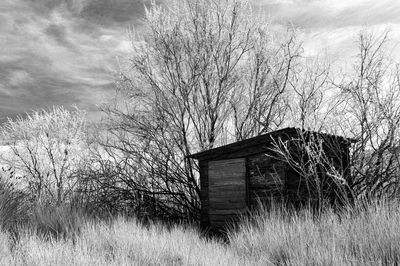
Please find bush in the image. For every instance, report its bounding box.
[0,106,89,204]
[0,170,29,237]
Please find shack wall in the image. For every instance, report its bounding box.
[247,153,286,209]
[197,131,353,231]
[199,160,209,228]
[208,158,247,228]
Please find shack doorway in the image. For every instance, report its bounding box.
[208,158,247,228]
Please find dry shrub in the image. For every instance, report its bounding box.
[0,172,29,237]
[0,106,88,205]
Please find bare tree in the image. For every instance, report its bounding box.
[264,30,400,206]
[333,30,400,199]
[98,0,302,219]
[230,26,301,140]
[0,107,88,205]
[288,58,330,130]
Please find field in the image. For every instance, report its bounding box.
[1,201,399,265]
[0,0,398,265]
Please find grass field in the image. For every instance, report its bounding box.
[0,200,400,265]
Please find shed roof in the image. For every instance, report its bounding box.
[188,127,357,160]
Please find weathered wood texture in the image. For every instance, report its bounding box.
[247,153,286,209]
[199,160,209,228]
[247,138,352,208]
[207,158,246,228]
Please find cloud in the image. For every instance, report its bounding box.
[78,0,150,26]
[253,0,400,29]
[0,0,149,120]
[24,0,154,27]
[0,0,399,121]
[252,0,400,63]
[8,70,33,87]
[44,23,77,51]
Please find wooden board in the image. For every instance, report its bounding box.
[199,161,209,228]
[207,158,246,228]
[248,153,286,209]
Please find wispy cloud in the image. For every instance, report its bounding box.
[0,0,151,120]
[0,0,399,120]
[252,0,400,62]
[253,0,400,29]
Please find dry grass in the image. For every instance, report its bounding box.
[2,218,252,266]
[229,202,400,265]
[0,196,400,265]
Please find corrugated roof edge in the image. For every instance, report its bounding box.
[187,127,357,160]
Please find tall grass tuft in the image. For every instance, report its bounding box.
[28,203,87,240]
[229,200,400,265]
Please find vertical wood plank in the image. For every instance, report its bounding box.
[207,158,246,230]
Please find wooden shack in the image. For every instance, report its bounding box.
[188,127,355,231]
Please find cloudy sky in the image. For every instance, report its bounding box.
[0,0,399,121]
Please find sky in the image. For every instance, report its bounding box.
[0,0,400,121]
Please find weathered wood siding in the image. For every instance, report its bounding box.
[208,158,246,228]
[248,154,286,208]
[199,160,209,229]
